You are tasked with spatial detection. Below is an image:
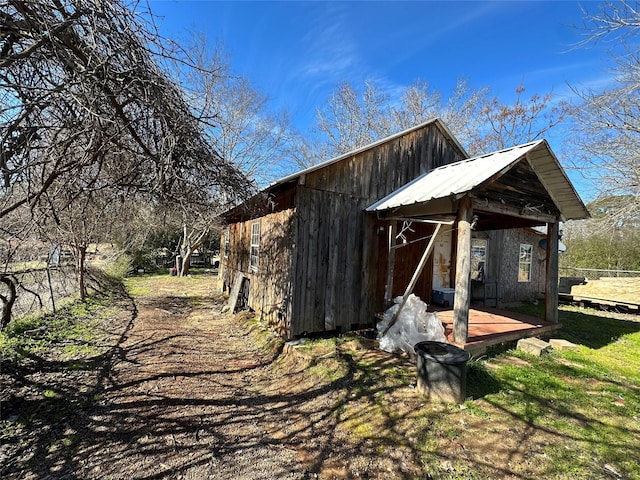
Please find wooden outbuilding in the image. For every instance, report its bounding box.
[220,119,589,343]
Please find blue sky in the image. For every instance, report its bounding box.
[147,0,619,198]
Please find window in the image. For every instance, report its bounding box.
[518,244,533,282]
[224,226,230,258]
[471,238,487,282]
[250,221,260,272]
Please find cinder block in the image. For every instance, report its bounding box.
[549,339,579,351]
[517,337,552,356]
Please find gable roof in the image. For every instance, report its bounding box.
[268,118,468,190]
[367,140,590,222]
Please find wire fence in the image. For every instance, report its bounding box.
[3,265,79,321]
[559,267,640,280]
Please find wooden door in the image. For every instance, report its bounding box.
[432,227,453,289]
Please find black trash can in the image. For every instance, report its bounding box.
[414,341,470,403]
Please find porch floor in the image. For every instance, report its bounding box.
[430,306,561,356]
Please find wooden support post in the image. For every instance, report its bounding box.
[384,221,397,307]
[382,223,442,336]
[545,221,560,323]
[453,196,473,344]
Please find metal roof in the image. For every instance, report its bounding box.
[367,140,590,221]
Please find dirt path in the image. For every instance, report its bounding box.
[71,278,323,479]
[2,275,425,479]
[11,274,636,478]
[68,275,410,480]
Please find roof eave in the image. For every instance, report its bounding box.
[525,140,590,222]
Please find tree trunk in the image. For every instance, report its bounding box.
[180,249,192,277]
[179,224,190,277]
[75,245,87,301]
[0,276,17,330]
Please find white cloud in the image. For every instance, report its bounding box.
[292,3,376,89]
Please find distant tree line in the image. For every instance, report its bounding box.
[561,196,640,272]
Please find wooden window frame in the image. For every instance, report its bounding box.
[224,226,230,258]
[250,221,260,272]
[518,243,533,282]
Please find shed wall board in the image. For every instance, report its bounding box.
[290,124,465,334]
[492,228,546,306]
[433,227,453,289]
[221,209,295,336]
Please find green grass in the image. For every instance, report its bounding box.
[457,305,640,478]
[0,281,129,471]
[292,305,640,479]
[0,293,117,365]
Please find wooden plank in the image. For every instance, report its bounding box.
[262,210,295,336]
[319,193,333,331]
[384,221,397,306]
[464,324,561,357]
[293,188,311,336]
[284,207,299,338]
[471,197,557,224]
[228,271,248,313]
[453,196,473,344]
[545,221,560,323]
[359,212,377,326]
[570,277,640,304]
[342,197,360,329]
[334,197,350,330]
[360,151,372,199]
[307,189,324,333]
[382,223,442,336]
[560,293,640,310]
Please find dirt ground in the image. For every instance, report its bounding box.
[2,275,435,479]
[5,274,622,479]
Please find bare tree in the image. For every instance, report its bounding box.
[391,80,442,131]
[308,78,561,163]
[177,210,218,277]
[38,178,125,300]
[391,78,490,154]
[161,36,291,275]
[567,0,640,226]
[1,0,249,215]
[0,0,252,326]
[315,81,391,157]
[183,38,291,188]
[285,130,328,170]
[468,84,568,156]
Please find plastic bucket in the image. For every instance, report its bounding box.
[414,341,470,403]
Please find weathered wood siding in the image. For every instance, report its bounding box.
[481,228,546,306]
[221,209,295,336]
[290,124,465,335]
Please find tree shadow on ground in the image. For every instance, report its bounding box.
[465,360,502,399]
[554,308,640,349]
[510,303,640,349]
[1,291,436,480]
[2,285,639,480]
